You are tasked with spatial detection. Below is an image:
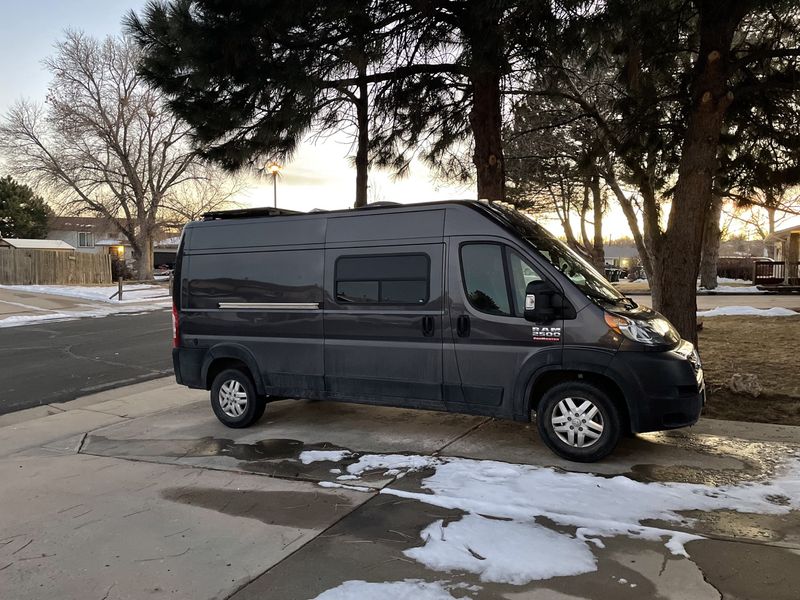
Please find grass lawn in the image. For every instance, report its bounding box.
[698,315,800,425]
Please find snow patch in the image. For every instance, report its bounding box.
[345,454,439,476]
[698,285,764,294]
[0,302,170,328]
[311,579,459,600]
[404,514,596,584]
[318,481,371,493]
[298,450,352,464]
[375,455,800,561]
[0,283,169,304]
[313,452,800,596]
[697,305,798,317]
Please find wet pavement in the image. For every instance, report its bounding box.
[1,378,799,599]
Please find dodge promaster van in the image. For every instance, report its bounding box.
[171,200,704,462]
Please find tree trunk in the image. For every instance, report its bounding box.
[354,61,369,208]
[133,235,154,280]
[650,4,745,346]
[604,170,653,281]
[470,71,505,201]
[589,173,605,273]
[699,193,723,289]
[767,205,776,235]
[464,5,505,202]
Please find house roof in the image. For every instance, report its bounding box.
[48,216,117,231]
[0,238,75,250]
[156,236,181,248]
[767,219,800,241]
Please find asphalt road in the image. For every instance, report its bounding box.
[0,310,173,414]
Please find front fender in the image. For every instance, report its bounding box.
[514,347,630,425]
[511,346,563,420]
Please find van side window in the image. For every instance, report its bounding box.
[461,244,544,317]
[460,244,511,315]
[335,254,429,304]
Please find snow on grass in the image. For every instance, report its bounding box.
[0,283,170,304]
[0,302,170,328]
[697,305,798,317]
[405,514,596,584]
[298,450,352,464]
[698,285,764,294]
[311,579,460,600]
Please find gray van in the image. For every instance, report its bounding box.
[171,200,704,461]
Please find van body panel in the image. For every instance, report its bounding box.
[180,237,325,396]
[323,242,445,406]
[187,216,325,250]
[326,209,444,243]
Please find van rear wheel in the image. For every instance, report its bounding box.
[536,381,621,462]
[211,368,266,428]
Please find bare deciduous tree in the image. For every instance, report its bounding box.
[0,31,200,279]
[158,167,245,231]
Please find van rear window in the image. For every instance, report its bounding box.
[335,254,429,305]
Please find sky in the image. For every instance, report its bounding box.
[0,0,474,210]
[0,1,656,240]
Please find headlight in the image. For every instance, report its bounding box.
[604,313,678,346]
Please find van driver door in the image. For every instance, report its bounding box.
[445,238,563,416]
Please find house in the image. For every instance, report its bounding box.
[760,223,800,286]
[0,238,75,251]
[768,222,800,263]
[47,216,121,254]
[47,216,133,262]
[604,242,640,270]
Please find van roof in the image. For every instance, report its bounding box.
[202,199,491,221]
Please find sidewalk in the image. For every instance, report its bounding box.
[1,377,799,599]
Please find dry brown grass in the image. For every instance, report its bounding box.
[698,316,800,425]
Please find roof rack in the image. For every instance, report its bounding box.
[202,207,304,220]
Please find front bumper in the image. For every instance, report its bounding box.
[608,341,705,433]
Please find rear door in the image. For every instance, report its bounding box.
[446,237,563,415]
[323,243,445,407]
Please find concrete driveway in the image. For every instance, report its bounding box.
[1,378,799,599]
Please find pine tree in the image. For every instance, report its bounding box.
[0,176,52,239]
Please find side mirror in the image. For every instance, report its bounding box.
[524,281,563,323]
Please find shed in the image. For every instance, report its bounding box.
[0,238,76,251]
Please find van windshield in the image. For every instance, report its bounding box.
[492,205,626,305]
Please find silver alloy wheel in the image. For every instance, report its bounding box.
[551,396,604,448]
[219,379,248,418]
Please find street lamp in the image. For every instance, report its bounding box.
[266,162,282,208]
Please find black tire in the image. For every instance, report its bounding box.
[210,368,266,428]
[536,381,621,462]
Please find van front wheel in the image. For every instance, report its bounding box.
[536,381,621,462]
[211,368,266,428]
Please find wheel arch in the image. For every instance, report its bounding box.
[521,365,633,433]
[201,344,265,395]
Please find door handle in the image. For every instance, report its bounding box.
[456,314,470,337]
[421,315,435,337]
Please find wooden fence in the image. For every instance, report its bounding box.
[0,248,112,285]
